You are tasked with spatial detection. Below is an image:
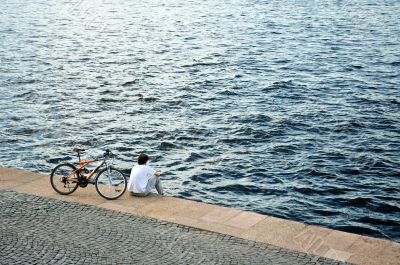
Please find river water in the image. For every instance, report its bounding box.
[1,0,399,242]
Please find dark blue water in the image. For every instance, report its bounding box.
[1,0,399,242]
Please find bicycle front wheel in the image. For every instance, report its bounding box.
[95,167,127,200]
[50,163,79,195]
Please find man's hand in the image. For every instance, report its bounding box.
[155,172,161,177]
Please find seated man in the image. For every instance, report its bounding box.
[128,153,164,196]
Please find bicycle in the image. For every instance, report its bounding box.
[50,148,127,200]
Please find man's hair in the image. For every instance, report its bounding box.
[138,153,149,165]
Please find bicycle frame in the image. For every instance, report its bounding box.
[77,159,106,180]
[77,150,113,178]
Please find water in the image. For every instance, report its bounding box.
[1,0,399,242]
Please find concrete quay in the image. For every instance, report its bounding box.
[0,167,399,265]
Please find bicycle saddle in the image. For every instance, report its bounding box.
[73,147,85,153]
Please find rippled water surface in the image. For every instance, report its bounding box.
[1,0,399,242]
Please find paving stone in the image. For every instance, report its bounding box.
[0,190,351,265]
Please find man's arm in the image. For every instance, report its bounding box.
[148,166,160,177]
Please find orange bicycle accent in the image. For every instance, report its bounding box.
[78,159,97,179]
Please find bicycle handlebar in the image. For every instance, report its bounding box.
[73,147,114,161]
[103,149,114,158]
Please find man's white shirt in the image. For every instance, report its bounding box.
[128,164,156,193]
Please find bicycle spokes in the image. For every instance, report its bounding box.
[50,163,79,195]
[95,168,127,200]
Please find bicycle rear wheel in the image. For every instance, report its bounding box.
[50,163,79,195]
[95,167,127,200]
